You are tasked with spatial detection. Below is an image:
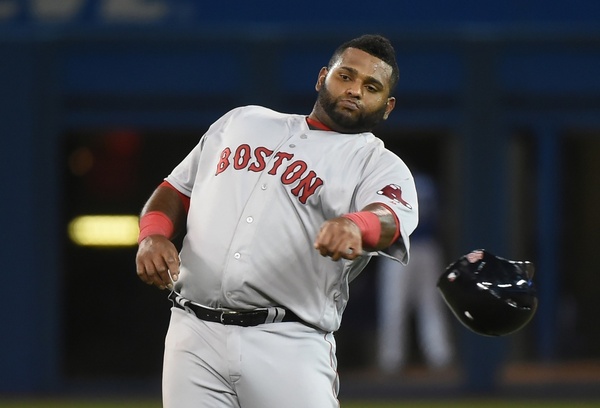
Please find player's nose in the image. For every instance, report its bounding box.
[345,81,362,98]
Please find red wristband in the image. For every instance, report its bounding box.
[138,211,174,244]
[342,211,381,248]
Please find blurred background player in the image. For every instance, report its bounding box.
[376,171,454,374]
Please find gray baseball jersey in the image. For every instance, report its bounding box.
[165,105,418,332]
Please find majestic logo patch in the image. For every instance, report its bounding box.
[377,184,413,209]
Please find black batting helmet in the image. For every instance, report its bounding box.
[437,249,538,336]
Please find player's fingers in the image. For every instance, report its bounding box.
[330,244,362,261]
[136,254,171,289]
[315,239,362,261]
[165,253,181,282]
[329,252,342,261]
[314,241,330,257]
[341,246,362,260]
[135,236,180,290]
[314,217,364,260]
[135,253,156,286]
[137,263,158,287]
[315,240,342,260]
[149,258,175,290]
[137,258,161,286]
[313,224,336,254]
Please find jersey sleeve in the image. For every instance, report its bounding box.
[353,149,419,264]
[164,141,203,196]
[164,108,239,194]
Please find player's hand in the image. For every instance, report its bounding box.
[135,235,180,290]
[314,217,363,261]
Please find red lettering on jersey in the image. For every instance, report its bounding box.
[248,146,273,172]
[281,160,308,185]
[214,145,324,204]
[291,171,324,204]
[268,152,294,175]
[233,144,251,170]
[215,147,231,175]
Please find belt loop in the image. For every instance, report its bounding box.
[264,308,277,324]
[170,291,193,315]
[273,307,286,323]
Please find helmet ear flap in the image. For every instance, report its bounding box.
[437,250,538,337]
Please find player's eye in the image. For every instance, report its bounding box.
[339,74,351,81]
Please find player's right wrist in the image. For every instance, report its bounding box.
[138,211,175,244]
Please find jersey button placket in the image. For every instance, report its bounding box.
[233,216,254,259]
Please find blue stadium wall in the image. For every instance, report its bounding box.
[1,0,600,395]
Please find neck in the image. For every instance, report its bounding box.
[306,116,332,131]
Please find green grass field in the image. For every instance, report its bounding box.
[0,400,599,408]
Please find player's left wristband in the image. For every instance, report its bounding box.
[138,211,174,244]
[342,211,381,248]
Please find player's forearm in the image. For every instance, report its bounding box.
[140,185,188,238]
[361,203,399,250]
[345,203,399,251]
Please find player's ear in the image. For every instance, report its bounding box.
[315,67,328,91]
[383,97,396,120]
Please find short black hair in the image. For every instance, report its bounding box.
[328,34,400,93]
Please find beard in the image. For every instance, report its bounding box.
[316,83,389,133]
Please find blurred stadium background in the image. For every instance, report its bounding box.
[1,0,599,405]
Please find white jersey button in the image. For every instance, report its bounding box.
[261,184,267,190]
[246,216,253,223]
[234,252,241,259]
[300,134,307,139]
[289,144,296,148]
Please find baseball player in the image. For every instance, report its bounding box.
[135,34,418,408]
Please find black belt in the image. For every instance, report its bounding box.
[169,292,302,327]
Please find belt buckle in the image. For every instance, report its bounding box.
[219,310,239,325]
